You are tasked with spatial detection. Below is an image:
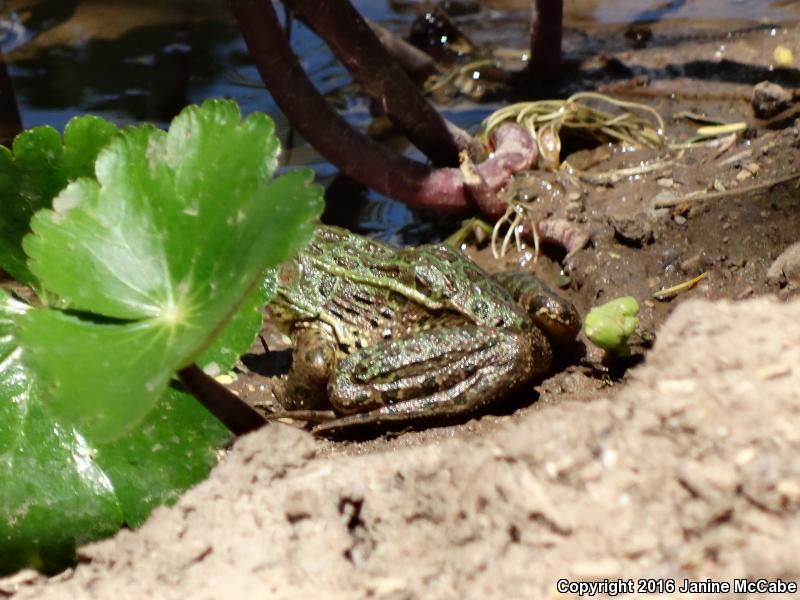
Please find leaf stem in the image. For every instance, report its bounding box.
[228,0,537,216]
[178,364,266,436]
[525,0,563,89]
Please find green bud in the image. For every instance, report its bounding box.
[584,296,640,356]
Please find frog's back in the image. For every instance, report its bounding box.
[270,226,532,348]
[409,243,532,330]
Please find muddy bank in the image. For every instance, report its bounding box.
[3,295,798,599]
[2,2,800,596]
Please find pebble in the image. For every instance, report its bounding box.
[752,80,793,118]
[767,241,800,287]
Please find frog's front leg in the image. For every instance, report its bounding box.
[277,325,338,412]
[313,325,552,434]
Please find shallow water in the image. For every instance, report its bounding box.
[3,0,799,238]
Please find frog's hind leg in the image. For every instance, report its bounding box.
[312,376,484,435]
[315,325,552,435]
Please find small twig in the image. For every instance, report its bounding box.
[708,133,739,160]
[716,148,751,167]
[696,122,747,137]
[674,111,726,125]
[654,170,800,208]
[572,159,674,185]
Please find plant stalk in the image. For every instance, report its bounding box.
[527,0,563,86]
[229,0,539,216]
[178,364,266,436]
[292,0,460,167]
[230,0,473,212]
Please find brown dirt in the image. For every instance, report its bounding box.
[4,5,800,599]
[3,296,799,599]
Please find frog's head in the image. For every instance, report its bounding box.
[531,295,582,350]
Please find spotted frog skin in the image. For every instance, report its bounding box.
[266,225,581,434]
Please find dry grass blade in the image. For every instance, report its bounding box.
[653,272,709,300]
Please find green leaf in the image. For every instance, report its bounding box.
[94,385,228,527]
[0,292,121,574]
[198,269,276,375]
[0,290,229,573]
[0,116,118,285]
[20,99,322,441]
[17,308,180,436]
[0,101,322,570]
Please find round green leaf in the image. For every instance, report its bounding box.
[0,291,230,573]
[0,291,122,574]
[94,385,229,527]
[20,100,322,440]
[0,116,118,286]
[17,308,180,439]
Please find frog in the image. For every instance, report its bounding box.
[265,225,581,434]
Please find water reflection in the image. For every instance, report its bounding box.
[7,2,237,127]
[2,0,800,239]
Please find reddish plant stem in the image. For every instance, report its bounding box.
[229,0,539,216]
[0,53,21,146]
[535,218,591,256]
[292,0,459,168]
[527,0,563,86]
[461,124,538,219]
[230,0,471,212]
